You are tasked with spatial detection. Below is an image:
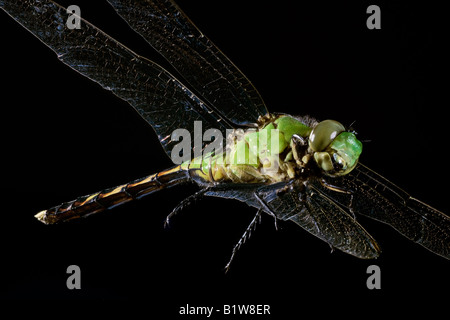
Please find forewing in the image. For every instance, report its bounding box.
[315,163,450,259]
[0,0,231,159]
[107,0,268,126]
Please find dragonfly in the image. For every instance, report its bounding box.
[1,0,449,270]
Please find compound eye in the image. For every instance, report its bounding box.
[309,120,345,152]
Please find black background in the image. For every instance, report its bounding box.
[0,0,448,315]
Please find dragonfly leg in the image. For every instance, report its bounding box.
[319,178,357,219]
[164,188,207,228]
[319,178,353,194]
[292,134,308,146]
[225,209,262,273]
[254,193,278,231]
[348,193,357,220]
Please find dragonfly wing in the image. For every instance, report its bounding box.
[0,0,231,159]
[256,181,381,259]
[204,183,262,209]
[107,0,268,126]
[206,181,381,259]
[315,163,450,259]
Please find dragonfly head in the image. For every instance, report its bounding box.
[309,120,362,176]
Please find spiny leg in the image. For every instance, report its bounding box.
[319,178,357,220]
[254,193,278,231]
[224,209,262,273]
[164,188,207,228]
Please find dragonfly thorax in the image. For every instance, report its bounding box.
[185,114,362,185]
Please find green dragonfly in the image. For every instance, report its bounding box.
[1,0,448,269]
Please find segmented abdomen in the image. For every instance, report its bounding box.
[35,166,190,224]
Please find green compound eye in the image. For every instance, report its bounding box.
[309,120,345,152]
[329,131,362,175]
[313,131,363,177]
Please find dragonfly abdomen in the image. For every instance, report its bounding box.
[35,165,190,224]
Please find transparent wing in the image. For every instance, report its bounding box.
[0,0,231,158]
[257,181,381,259]
[205,181,381,259]
[315,163,450,259]
[107,0,269,126]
